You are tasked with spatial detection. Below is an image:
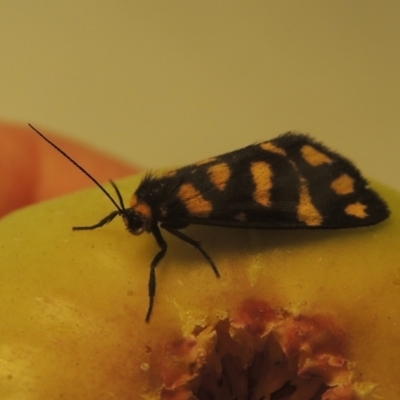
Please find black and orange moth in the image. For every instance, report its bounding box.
[29,124,390,321]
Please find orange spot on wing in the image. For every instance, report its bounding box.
[250,161,273,207]
[207,163,231,191]
[345,202,368,219]
[260,142,287,156]
[301,145,332,166]
[297,179,323,226]
[178,183,213,218]
[330,174,355,195]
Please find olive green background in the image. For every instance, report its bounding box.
[1,2,399,189]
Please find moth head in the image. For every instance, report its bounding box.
[122,208,151,236]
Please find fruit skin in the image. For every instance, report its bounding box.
[0,175,398,399]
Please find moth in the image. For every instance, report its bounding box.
[29,124,390,321]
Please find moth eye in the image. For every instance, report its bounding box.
[132,226,145,235]
[126,221,146,236]
[123,209,148,236]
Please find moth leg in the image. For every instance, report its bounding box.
[161,224,220,279]
[73,210,120,231]
[146,224,168,322]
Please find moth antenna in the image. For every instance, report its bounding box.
[109,180,128,212]
[28,123,123,213]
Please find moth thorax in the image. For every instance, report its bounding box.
[124,195,153,235]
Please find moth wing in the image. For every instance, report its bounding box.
[154,133,389,230]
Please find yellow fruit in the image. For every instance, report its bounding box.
[0,176,399,399]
